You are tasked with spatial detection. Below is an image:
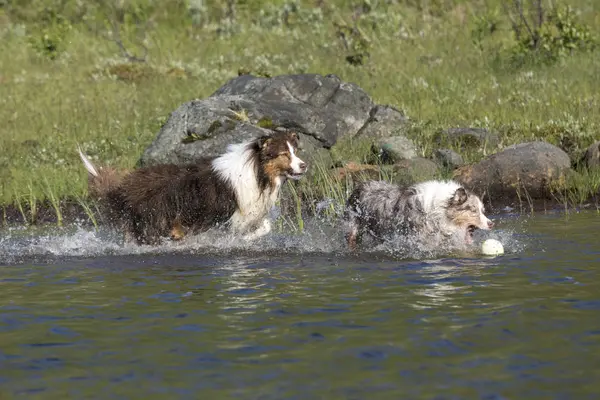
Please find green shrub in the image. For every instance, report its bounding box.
[27,24,70,59]
[506,2,595,66]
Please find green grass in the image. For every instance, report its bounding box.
[1,0,600,226]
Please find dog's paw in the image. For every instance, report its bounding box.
[170,224,186,241]
[242,219,272,242]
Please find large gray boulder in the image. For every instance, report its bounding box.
[139,73,409,167]
[453,141,572,207]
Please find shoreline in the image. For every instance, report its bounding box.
[1,0,599,222]
[1,192,598,230]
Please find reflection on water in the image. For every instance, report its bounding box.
[0,211,599,399]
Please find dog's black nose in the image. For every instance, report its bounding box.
[299,162,307,171]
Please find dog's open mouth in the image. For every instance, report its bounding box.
[466,225,478,243]
[286,172,305,180]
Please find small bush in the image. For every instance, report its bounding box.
[471,7,501,51]
[28,26,68,59]
[505,1,595,66]
[23,4,73,60]
[333,20,371,66]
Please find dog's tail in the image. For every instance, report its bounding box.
[77,145,123,199]
[78,145,99,177]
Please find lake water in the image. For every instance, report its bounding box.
[1,210,599,399]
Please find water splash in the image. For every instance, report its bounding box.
[0,210,525,265]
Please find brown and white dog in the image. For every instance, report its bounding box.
[78,131,308,245]
[344,179,493,251]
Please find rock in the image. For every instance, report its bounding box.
[139,73,408,168]
[299,134,335,177]
[332,162,382,182]
[355,105,409,139]
[210,73,375,147]
[453,141,572,206]
[371,135,417,164]
[436,127,500,149]
[433,148,464,169]
[330,158,439,188]
[391,157,440,185]
[582,140,600,170]
[138,97,262,166]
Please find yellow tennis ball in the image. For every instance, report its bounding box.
[481,239,504,256]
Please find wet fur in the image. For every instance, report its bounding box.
[344,180,493,250]
[79,131,306,245]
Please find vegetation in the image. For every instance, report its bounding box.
[0,0,599,227]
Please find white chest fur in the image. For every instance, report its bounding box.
[212,143,282,235]
[228,177,282,234]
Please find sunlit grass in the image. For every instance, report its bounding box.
[1,0,599,225]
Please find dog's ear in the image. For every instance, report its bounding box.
[451,187,468,205]
[258,135,273,149]
[289,132,302,150]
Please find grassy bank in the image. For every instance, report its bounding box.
[1,0,599,226]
